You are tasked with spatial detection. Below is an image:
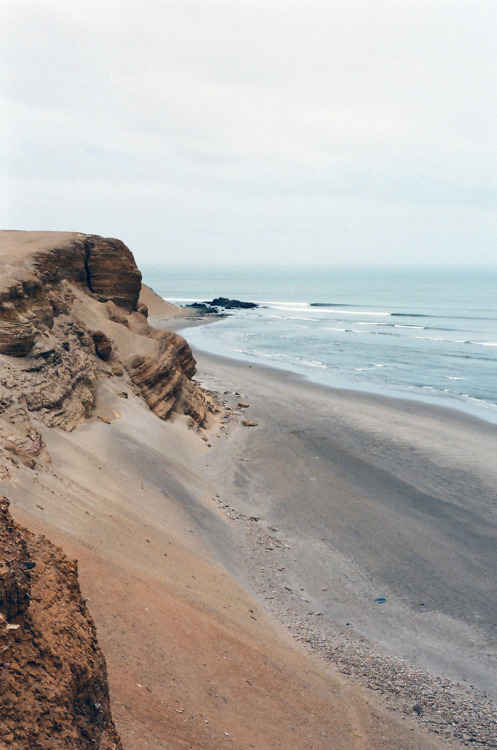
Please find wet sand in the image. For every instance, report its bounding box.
[189,347,497,745]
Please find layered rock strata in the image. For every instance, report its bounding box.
[0,231,215,478]
[0,496,122,749]
[0,232,141,358]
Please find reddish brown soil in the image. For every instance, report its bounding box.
[0,498,121,749]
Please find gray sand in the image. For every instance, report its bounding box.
[190,350,497,708]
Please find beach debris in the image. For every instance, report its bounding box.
[237,401,250,408]
[373,597,386,603]
[242,419,258,427]
[116,391,128,398]
[6,623,20,630]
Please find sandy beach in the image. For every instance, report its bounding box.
[185,342,497,746]
[190,347,497,681]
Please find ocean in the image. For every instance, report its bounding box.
[141,264,497,424]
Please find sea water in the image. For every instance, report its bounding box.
[141,264,497,424]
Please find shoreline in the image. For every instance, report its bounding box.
[165,311,497,430]
[187,346,497,747]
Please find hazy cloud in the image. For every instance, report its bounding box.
[2,0,496,264]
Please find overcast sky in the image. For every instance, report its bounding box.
[2,1,496,265]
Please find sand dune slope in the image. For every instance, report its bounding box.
[4,376,449,749]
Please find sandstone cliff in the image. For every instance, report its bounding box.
[0,231,215,479]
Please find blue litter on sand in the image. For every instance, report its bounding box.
[373,597,386,603]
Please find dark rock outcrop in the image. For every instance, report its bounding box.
[186,297,258,312]
[0,316,37,357]
[0,497,122,749]
[210,297,258,310]
[126,329,212,425]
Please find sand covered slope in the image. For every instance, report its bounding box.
[0,231,211,748]
[0,231,459,749]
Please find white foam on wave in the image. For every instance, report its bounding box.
[262,301,390,317]
[425,338,497,347]
[414,335,444,342]
[259,302,310,313]
[287,316,319,322]
[295,357,327,369]
[164,297,199,303]
[321,309,389,316]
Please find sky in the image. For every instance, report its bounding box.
[1,0,496,266]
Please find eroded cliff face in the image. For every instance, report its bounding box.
[0,231,216,748]
[0,231,215,479]
[0,232,141,357]
[0,497,122,749]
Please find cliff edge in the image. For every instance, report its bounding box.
[0,230,215,748]
[0,230,214,478]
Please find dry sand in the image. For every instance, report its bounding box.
[2,369,455,749]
